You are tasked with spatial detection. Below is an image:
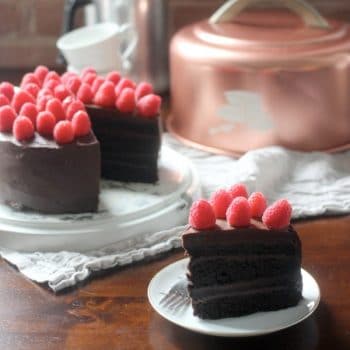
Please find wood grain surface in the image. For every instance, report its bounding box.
[0,216,349,350]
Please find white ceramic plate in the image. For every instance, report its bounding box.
[148,258,320,337]
[0,146,200,252]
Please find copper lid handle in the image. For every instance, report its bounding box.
[209,0,330,29]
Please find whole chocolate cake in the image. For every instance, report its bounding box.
[0,66,162,214]
[182,185,303,319]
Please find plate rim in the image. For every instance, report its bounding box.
[148,257,321,337]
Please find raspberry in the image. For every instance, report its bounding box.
[77,83,93,104]
[0,94,10,107]
[53,120,74,144]
[36,111,56,136]
[19,103,38,125]
[91,77,105,95]
[43,71,61,84]
[44,79,60,92]
[54,85,71,101]
[66,76,81,95]
[0,105,16,132]
[135,82,153,100]
[210,189,233,219]
[37,88,54,99]
[46,98,66,122]
[37,95,51,112]
[262,199,292,230]
[82,72,97,85]
[0,82,14,102]
[137,94,161,118]
[115,78,136,97]
[12,90,35,113]
[62,96,75,112]
[116,88,136,113]
[248,192,267,218]
[106,71,121,85]
[22,83,40,98]
[189,200,216,230]
[229,183,249,199]
[61,72,77,84]
[72,111,91,137]
[20,73,40,89]
[13,116,34,141]
[34,65,49,85]
[226,197,251,227]
[66,100,85,120]
[94,82,115,107]
[81,67,96,80]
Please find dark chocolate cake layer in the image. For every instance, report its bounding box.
[182,219,303,319]
[0,132,100,214]
[86,105,161,183]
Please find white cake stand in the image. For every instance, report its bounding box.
[0,146,200,252]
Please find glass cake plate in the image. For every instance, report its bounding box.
[0,146,200,252]
[148,258,321,337]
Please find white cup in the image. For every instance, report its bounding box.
[57,22,136,74]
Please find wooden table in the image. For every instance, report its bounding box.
[0,216,349,349]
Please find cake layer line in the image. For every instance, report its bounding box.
[189,272,302,302]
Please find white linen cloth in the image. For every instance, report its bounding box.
[1,134,350,292]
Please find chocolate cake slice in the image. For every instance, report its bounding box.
[86,105,161,183]
[0,132,100,214]
[182,220,302,319]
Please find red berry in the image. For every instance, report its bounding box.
[72,111,91,137]
[137,94,161,118]
[81,67,96,80]
[262,199,292,230]
[0,94,10,107]
[66,100,85,120]
[115,78,136,97]
[53,120,74,144]
[229,183,249,199]
[0,105,16,132]
[210,189,233,219]
[61,72,77,84]
[82,72,97,85]
[44,79,60,91]
[77,83,93,104]
[19,103,38,125]
[106,71,121,85]
[189,200,216,230]
[34,65,49,85]
[66,76,81,95]
[226,197,251,227]
[46,98,66,122]
[62,96,75,112]
[94,82,116,107]
[36,111,56,136]
[135,82,153,100]
[37,95,51,112]
[44,71,61,84]
[0,82,14,102]
[13,116,34,141]
[37,88,54,99]
[248,192,267,218]
[20,73,40,89]
[116,88,136,113]
[54,85,71,101]
[91,77,105,95]
[22,83,40,98]
[12,90,35,113]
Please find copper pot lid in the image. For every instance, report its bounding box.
[188,0,350,67]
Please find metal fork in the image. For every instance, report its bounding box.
[159,277,190,312]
